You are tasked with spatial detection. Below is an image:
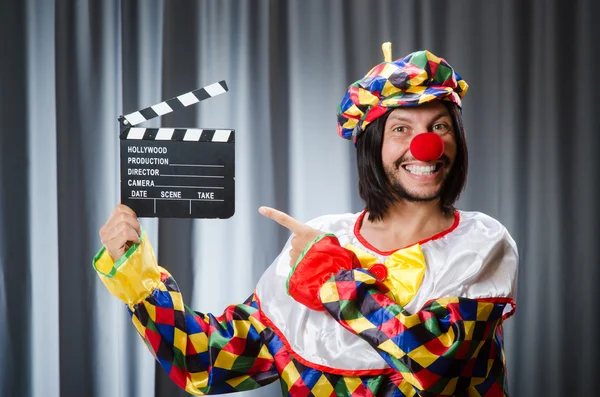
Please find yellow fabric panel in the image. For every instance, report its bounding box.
[343,376,362,393]
[319,281,340,304]
[417,93,437,104]
[94,250,115,275]
[357,88,380,106]
[173,327,188,356]
[476,301,494,320]
[425,51,441,64]
[381,80,402,97]
[226,374,251,388]
[360,119,372,131]
[344,103,364,117]
[437,326,456,347]
[345,316,376,334]
[353,268,378,283]
[189,332,209,354]
[381,97,403,106]
[170,291,185,311]
[232,319,251,339]
[257,343,272,359]
[131,314,145,337]
[419,87,452,104]
[213,350,239,370]
[345,243,426,307]
[93,235,162,306]
[345,244,379,268]
[399,379,418,396]
[343,118,358,129]
[251,314,268,333]
[385,245,426,306]
[405,86,427,94]
[144,300,157,323]
[379,63,397,78]
[280,361,301,388]
[311,374,335,396]
[377,338,406,358]
[487,359,495,376]
[409,70,429,87]
[399,371,423,392]
[398,313,422,329]
[435,296,460,306]
[185,372,209,394]
[406,344,439,368]
[463,320,476,341]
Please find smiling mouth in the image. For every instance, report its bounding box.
[402,163,442,176]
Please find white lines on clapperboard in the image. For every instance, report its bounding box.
[170,164,224,168]
[129,197,225,201]
[129,197,224,201]
[164,175,225,178]
[154,185,224,189]
[129,197,226,215]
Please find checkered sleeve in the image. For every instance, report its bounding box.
[93,235,279,395]
[319,268,511,396]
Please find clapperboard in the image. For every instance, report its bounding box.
[119,81,234,219]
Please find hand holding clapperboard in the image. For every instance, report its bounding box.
[119,81,235,219]
[115,81,321,265]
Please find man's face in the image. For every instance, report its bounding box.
[381,101,457,203]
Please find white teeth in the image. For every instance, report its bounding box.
[404,165,437,175]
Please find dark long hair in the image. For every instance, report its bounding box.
[356,101,468,222]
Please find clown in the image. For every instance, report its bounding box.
[95,44,518,396]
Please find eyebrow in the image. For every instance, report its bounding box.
[387,111,450,123]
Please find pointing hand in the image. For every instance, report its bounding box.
[259,206,322,267]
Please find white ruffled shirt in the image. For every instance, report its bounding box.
[255,210,518,372]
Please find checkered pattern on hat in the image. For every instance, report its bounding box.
[337,50,468,143]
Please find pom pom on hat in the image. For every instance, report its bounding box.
[337,43,468,143]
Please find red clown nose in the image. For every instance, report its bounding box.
[409,132,445,162]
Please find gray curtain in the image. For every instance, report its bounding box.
[1,0,598,396]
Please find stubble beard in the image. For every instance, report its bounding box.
[384,159,448,203]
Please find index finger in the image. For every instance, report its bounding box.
[259,206,306,234]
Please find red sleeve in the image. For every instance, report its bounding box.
[286,234,361,311]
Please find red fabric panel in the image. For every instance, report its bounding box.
[288,235,361,311]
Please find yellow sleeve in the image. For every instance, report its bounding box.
[93,232,161,306]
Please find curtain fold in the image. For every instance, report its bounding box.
[1,1,30,396]
[26,0,60,396]
[120,2,163,396]
[1,1,598,396]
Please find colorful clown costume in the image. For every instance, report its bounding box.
[93,209,517,396]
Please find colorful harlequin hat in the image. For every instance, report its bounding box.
[337,43,468,143]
